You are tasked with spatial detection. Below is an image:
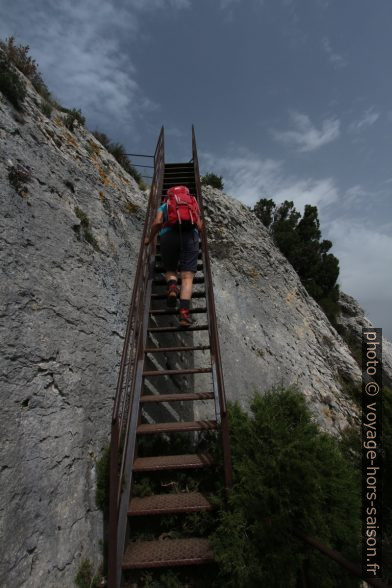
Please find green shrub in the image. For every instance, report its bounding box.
[8,164,32,195]
[0,36,52,102]
[40,100,52,118]
[74,206,99,251]
[96,445,110,513]
[92,130,145,188]
[201,172,224,190]
[211,387,361,587]
[74,559,101,588]
[0,53,26,109]
[64,108,86,131]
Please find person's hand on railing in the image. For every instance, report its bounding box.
[144,237,150,246]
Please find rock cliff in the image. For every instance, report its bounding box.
[1,67,390,587]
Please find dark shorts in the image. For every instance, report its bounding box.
[159,228,200,273]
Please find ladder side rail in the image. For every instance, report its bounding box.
[108,127,164,588]
[191,125,232,488]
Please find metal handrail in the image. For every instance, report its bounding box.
[108,127,165,588]
[191,125,233,487]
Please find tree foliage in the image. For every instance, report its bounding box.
[254,198,340,323]
[211,388,361,587]
[201,172,224,190]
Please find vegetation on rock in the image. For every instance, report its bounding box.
[211,387,361,587]
[93,130,146,189]
[201,172,224,190]
[0,51,26,109]
[0,36,52,103]
[254,198,340,324]
[64,108,85,131]
[74,207,100,251]
[74,559,101,588]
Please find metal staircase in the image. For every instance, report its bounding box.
[107,127,232,587]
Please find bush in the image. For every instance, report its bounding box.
[211,387,361,587]
[96,445,110,513]
[0,53,26,109]
[75,559,101,588]
[201,172,224,190]
[64,108,85,132]
[92,130,145,188]
[0,36,52,102]
[8,164,32,196]
[74,206,99,251]
[40,100,52,118]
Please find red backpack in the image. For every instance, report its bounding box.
[164,186,200,229]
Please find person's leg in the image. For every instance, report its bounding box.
[180,271,194,300]
[160,232,180,307]
[178,229,199,327]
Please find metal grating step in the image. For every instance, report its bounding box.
[155,253,202,261]
[148,325,208,333]
[151,291,206,300]
[143,367,211,377]
[128,492,213,516]
[154,263,203,273]
[140,392,214,403]
[153,276,204,286]
[144,345,210,353]
[123,538,213,569]
[137,420,217,435]
[149,308,207,316]
[133,453,213,472]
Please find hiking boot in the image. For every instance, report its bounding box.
[166,283,178,307]
[179,308,192,328]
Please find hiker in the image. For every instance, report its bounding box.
[144,186,203,327]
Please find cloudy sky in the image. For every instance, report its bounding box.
[1,0,391,337]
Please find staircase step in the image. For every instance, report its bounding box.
[128,492,213,516]
[154,263,203,273]
[148,325,208,333]
[153,276,204,285]
[151,291,206,300]
[144,345,210,353]
[149,308,206,316]
[140,392,214,403]
[165,163,194,169]
[133,453,213,472]
[143,367,211,377]
[164,169,194,175]
[137,420,217,434]
[155,253,202,261]
[123,538,213,569]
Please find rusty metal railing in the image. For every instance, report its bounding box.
[191,125,233,487]
[108,127,165,588]
[295,532,388,588]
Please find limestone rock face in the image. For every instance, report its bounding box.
[199,187,363,430]
[336,292,392,387]
[1,69,391,587]
[0,73,146,587]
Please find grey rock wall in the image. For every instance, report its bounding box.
[1,68,391,587]
[0,75,146,587]
[336,292,392,387]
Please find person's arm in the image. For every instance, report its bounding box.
[144,209,164,245]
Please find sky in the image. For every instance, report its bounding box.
[1,0,391,337]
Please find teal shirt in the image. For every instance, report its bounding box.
[158,203,171,236]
